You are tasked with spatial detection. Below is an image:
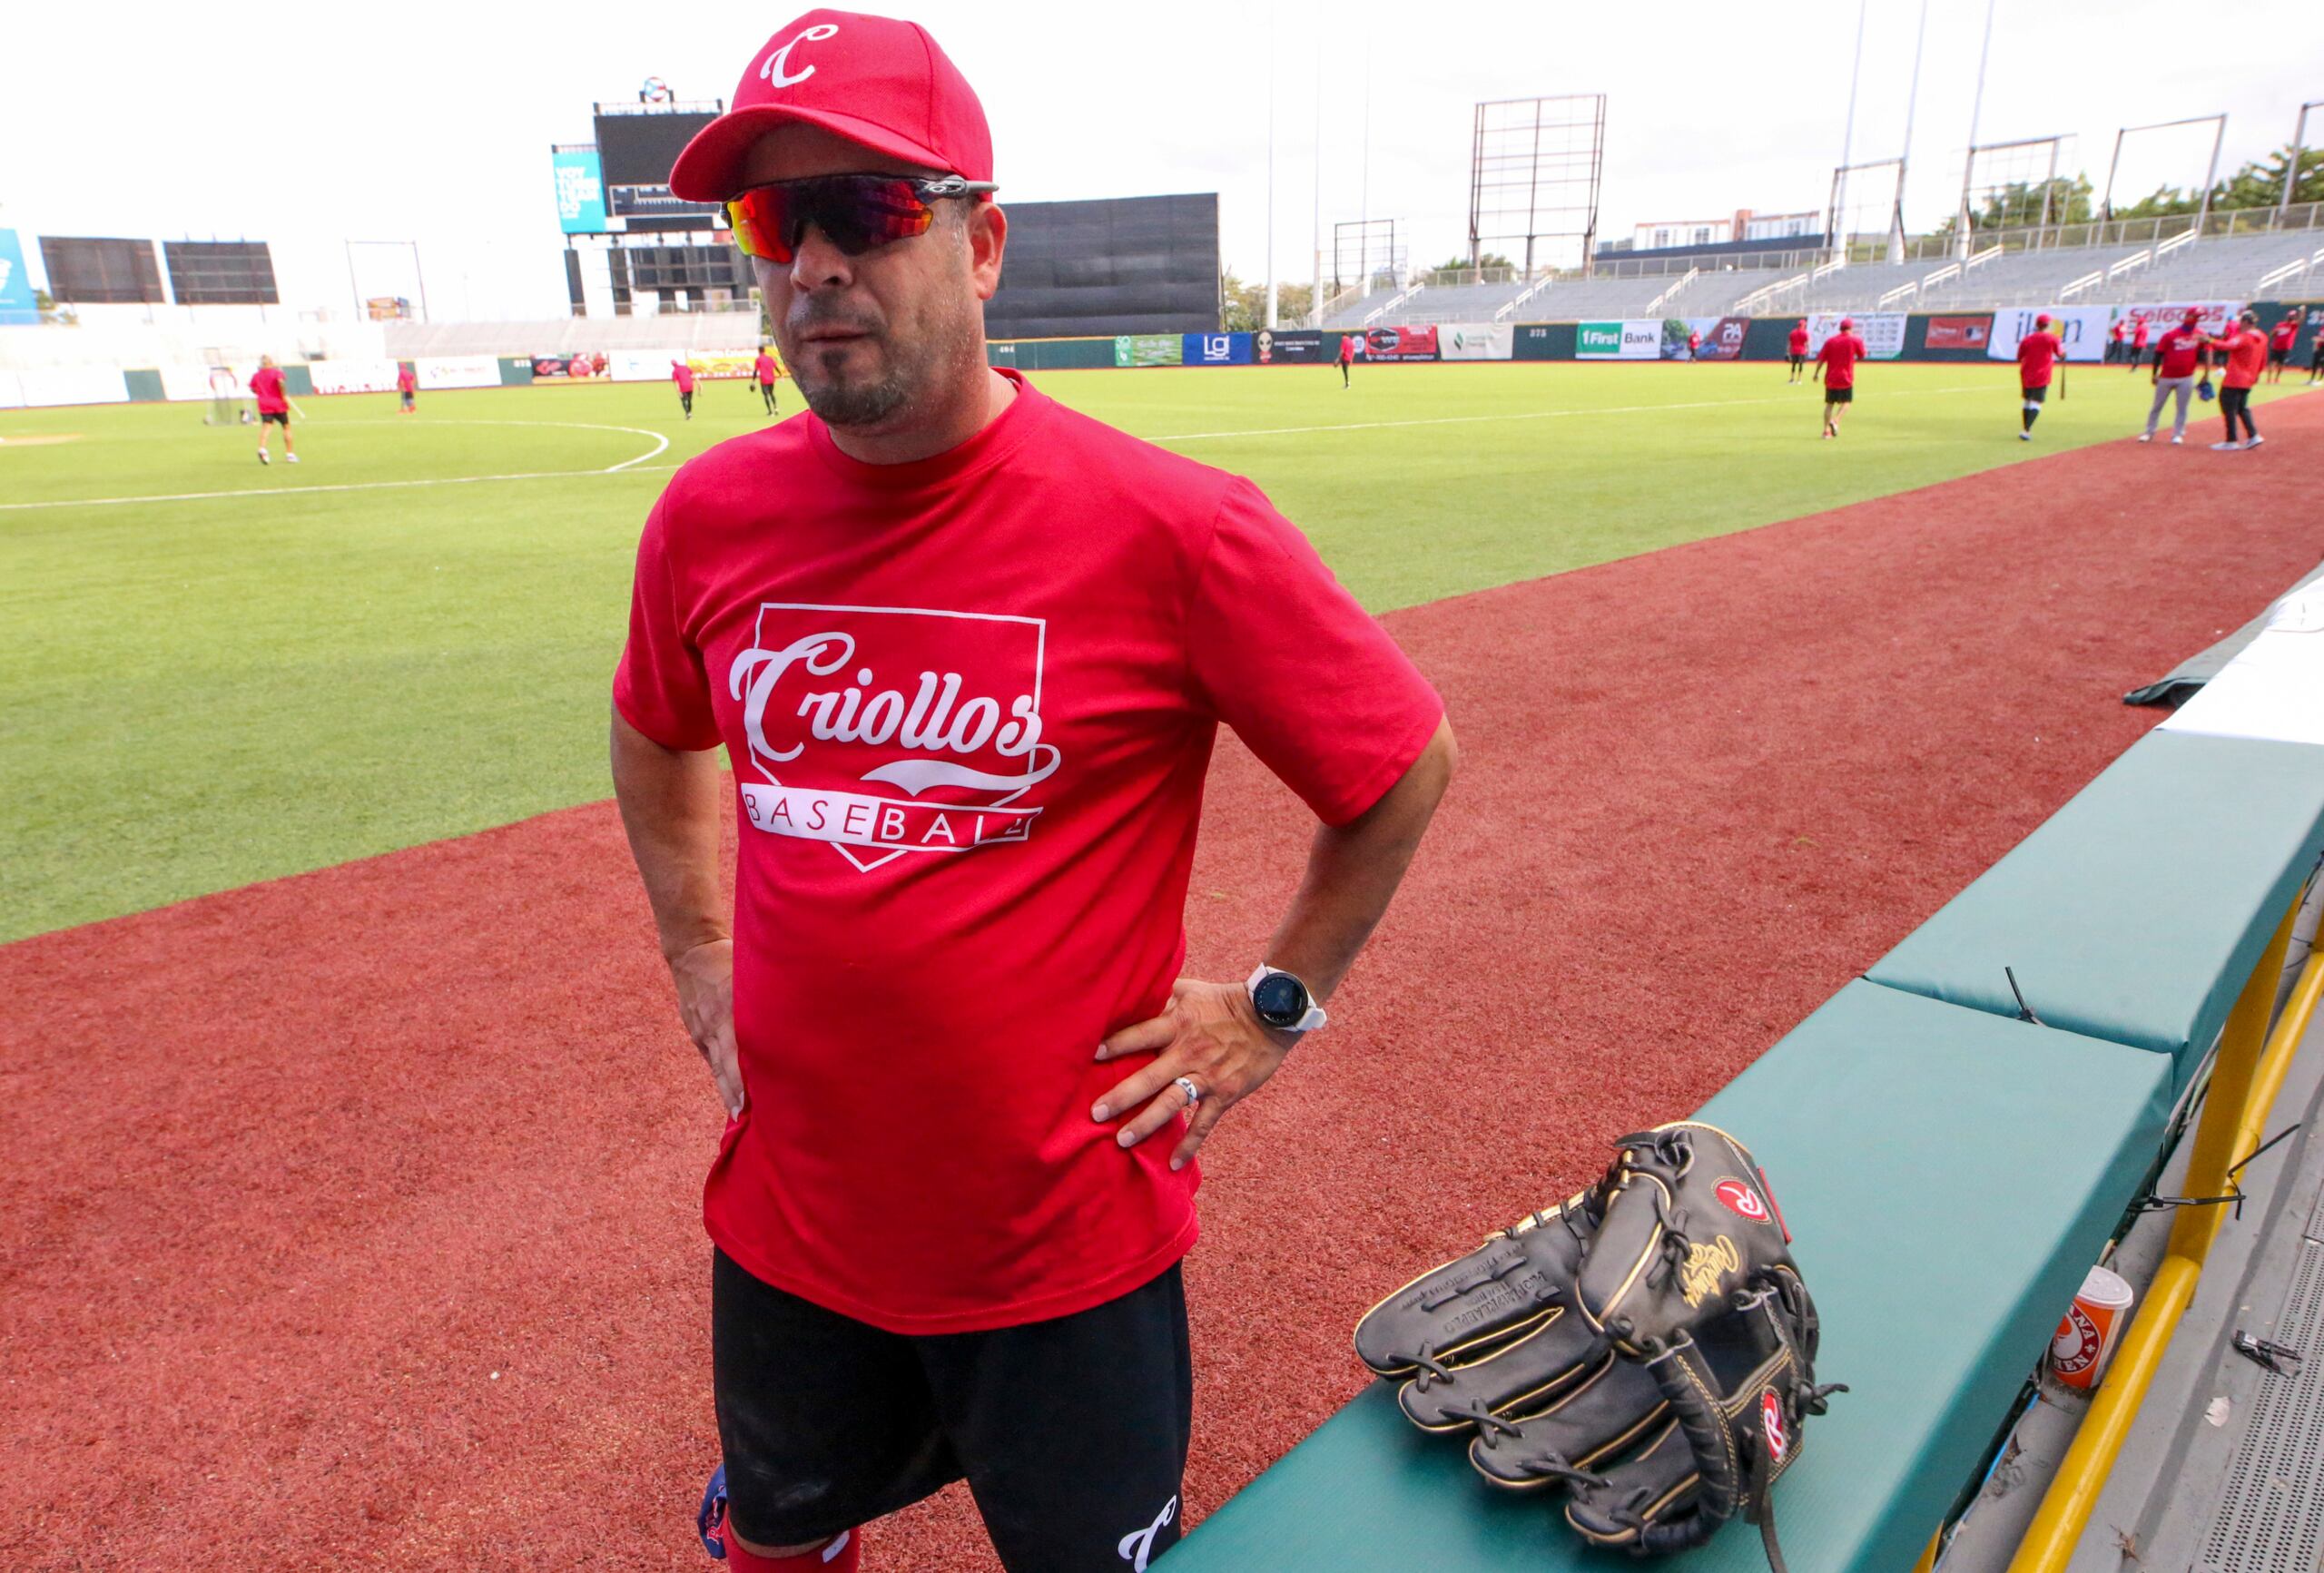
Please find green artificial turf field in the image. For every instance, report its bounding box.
[1,361,2303,941]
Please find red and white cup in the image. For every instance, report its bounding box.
[2050,1265,2135,1390]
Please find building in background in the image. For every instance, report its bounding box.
[1605,209,1823,255]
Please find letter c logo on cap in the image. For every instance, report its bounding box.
[762,23,839,89]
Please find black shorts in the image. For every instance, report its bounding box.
[1789,354,1806,368]
[1824,386,1852,405]
[712,1249,1192,1571]
[2021,384,2048,404]
[2270,347,2290,366]
[260,409,290,426]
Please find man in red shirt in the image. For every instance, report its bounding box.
[673,358,698,419]
[753,344,783,415]
[2129,314,2151,373]
[1813,317,1865,437]
[2208,308,2269,450]
[2106,319,2125,364]
[2014,312,2065,440]
[250,355,296,465]
[1337,330,1356,387]
[614,14,1454,1571]
[2268,311,2298,383]
[1686,327,1701,361]
[2140,308,2207,443]
[396,361,418,413]
[1787,318,1809,383]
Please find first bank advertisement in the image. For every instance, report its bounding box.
[1577,320,1661,359]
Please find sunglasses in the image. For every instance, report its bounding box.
[725,173,998,264]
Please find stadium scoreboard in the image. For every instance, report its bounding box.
[592,107,724,228]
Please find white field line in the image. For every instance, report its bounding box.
[0,384,2007,512]
[0,418,674,512]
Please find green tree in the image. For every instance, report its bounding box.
[1939,173,2094,233]
[1219,270,1315,332]
[1432,251,1517,273]
[2111,144,2324,218]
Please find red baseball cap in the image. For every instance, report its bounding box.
[1838,317,1855,329]
[2035,313,2051,328]
[669,9,993,202]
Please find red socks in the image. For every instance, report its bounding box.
[721,1525,860,1573]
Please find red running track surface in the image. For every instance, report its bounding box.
[5,395,2321,1569]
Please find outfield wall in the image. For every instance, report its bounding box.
[983,300,2320,373]
[5,306,2318,408]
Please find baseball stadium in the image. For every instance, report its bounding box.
[5,5,2324,1572]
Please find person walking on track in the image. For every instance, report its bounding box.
[2208,309,2268,451]
[2139,309,2207,445]
[609,13,1458,1572]
[1814,317,1866,438]
[2014,313,2065,440]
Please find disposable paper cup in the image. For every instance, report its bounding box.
[2050,1264,2135,1389]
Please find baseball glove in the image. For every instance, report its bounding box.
[1353,1123,1841,1570]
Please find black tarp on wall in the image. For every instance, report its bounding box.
[986,193,1219,339]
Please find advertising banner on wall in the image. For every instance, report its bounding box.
[1924,315,1994,350]
[1514,323,1574,360]
[1115,334,1183,367]
[1659,318,1729,359]
[553,150,609,234]
[2111,301,2244,342]
[416,355,501,390]
[1576,320,1660,359]
[1987,306,2111,362]
[1362,325,1440,361]
[678,349,763,379]
[15,367,131,406]
[308,359,404,395]
[536,353,606,379]
[608,349,694,382]
[1438,322,1514,360]
[1254,329,1324,364]
[0,228,37,325]
[1689,317,1751,361]
[1183,331,1253,365]
[1808,312,1906,359]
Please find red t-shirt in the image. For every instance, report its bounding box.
[1338,336,1355,362]
[2153,326,2205,379]
[614,370,1443,1332]
[396,366,417,393]
[2015,330,2063,388]
[2271,320,2298,351]
[1817,332,1865,389]
[2218,329,2269,389]
[1787,326,1810,355]
[754,353,780,384]
[673,363,697,393]
[250,366,288,414]
[2132,321,2151,349]
[1687,331,1700,349]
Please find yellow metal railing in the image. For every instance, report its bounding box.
[2002,892,2321,1573]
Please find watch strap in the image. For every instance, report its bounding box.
[1246,963,1328,1034]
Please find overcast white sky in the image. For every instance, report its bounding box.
[4,0,2319,320]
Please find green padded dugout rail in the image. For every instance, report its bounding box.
[1170,981,2171,1571]
[1868,731,2324,1077]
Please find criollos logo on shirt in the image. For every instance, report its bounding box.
[727,602,1060,871]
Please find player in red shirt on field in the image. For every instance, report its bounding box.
[1787,319,1809,383]
[2106,319,2125,364]
[1813,318,1866,437]
[2129,313,2151,372]
[672,358,698,419]
[2268,311,2298,383]
[1338,330,1357,387]
[250,355,296,465]
[2207,308,2269,450]
[1686,327,1701,361]
[2139,308,2207,444]
[2014,313,2065,440]
[753,343,782,415]
[396,361,418,413]
[615,15,1455,1572]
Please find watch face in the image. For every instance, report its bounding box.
[1253,972,1308,1029]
